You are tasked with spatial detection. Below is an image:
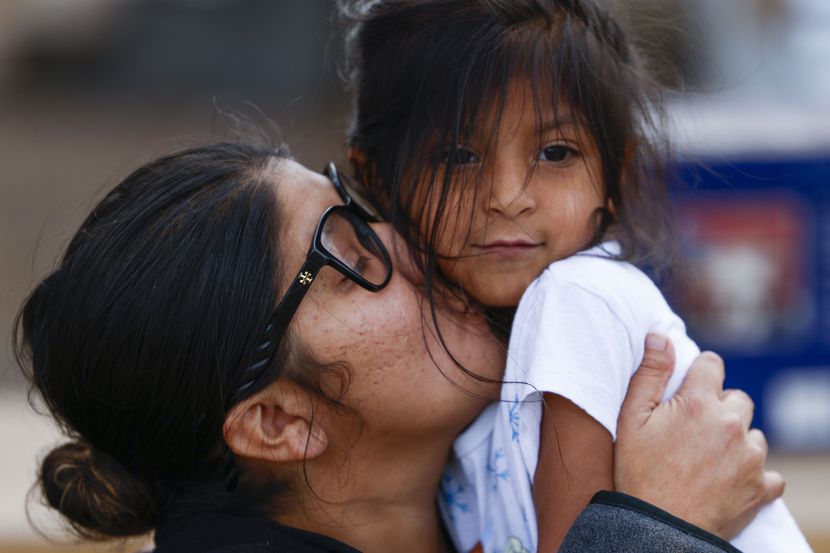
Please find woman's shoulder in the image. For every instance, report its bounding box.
[153,512,361,553]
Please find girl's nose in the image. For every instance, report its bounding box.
[488,163,536,219]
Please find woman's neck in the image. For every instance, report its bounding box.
[272,433,458,553]
[277,495,453,553]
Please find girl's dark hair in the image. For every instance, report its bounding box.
[13,141,322,539]
[342,0,678,301]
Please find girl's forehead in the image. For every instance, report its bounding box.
[469,81,581,137]
[461,82,584,142]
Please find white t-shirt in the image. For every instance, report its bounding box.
[439,243,811,553]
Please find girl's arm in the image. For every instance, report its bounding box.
[530,339,799,553]
[534,393,614,552]
[557,342,779,553]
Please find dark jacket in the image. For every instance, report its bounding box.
[561,492,741,552]
[153,491,740,553]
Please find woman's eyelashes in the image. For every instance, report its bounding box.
[338,253,371,288]
[353,254,370,275]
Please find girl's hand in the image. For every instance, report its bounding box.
[614,335,785,539]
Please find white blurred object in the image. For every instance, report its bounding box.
[669,98,830,157]
[766,369,830,451]
[702,244,777,346]
[695,0,830,102]
[780,0,830,101]
[669,0,830,157]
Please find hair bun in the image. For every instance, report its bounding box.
[40,441,158,539]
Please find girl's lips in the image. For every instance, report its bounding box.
[474,241,543,256]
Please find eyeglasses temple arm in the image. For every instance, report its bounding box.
[236,256,325,397]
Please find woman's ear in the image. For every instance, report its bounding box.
[224,380,328,464]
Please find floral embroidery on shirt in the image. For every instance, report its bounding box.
[508,395,521,442]
[486,448,510,490]
[441,473,470,520]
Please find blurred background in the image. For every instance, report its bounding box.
[0,0,827,551]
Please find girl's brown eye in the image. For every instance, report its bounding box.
[539,144,578,162]
[441,147,480,165]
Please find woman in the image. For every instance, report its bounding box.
[15,141,780,552]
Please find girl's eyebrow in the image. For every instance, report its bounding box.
[539,116,577,132]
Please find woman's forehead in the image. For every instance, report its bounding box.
[273,160,337,218]
[271,159,338,256]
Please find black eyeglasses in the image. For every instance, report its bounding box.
[235,164,393,397]
[325,161,383,222]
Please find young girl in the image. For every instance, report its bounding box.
[341,1,811,552]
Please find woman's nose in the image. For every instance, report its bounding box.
[372,222,425,286]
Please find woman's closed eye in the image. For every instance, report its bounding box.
[538,143,580,163]
[351,254,371,275]
[338,251,372,288]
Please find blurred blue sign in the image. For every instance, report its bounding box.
[672,156,830,451]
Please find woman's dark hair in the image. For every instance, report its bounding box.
[342,0,678,309]
[13,141,330,539]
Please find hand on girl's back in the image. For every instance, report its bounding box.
[615,336,784,539]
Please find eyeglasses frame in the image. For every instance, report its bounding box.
[324,161,382,222]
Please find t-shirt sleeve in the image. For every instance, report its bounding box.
[504,272,636,440]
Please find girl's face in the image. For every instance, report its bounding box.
[273,160,502,443]
[424,84,606,307]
